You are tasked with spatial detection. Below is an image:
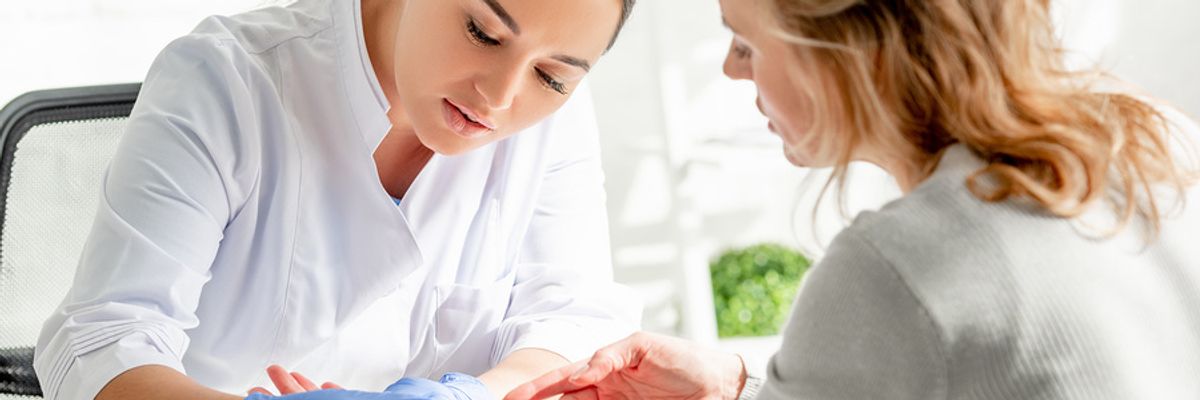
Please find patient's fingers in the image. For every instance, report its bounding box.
[268,365,305,395]
[248,386,273,396]
[291,372,319,391]
[569,336,649,387]
[321,382,344,390]
[504,361,587,400]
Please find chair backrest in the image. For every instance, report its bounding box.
[0,84,140,398]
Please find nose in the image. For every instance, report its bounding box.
[722,41,752,81]
[476,61,524,111]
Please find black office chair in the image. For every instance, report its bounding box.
[0,84,141,398]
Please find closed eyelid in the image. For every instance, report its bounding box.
[538,62,585,82]
[466,18,500,46]
[551,55,591,73]
[536,68,568,94]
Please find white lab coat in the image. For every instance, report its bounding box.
[32,0,640,398]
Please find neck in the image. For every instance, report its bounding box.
[361,0,415,136]
[374,130,435,199]
[361,0,432,199]
[864,144,933,194]
[888,160,926,194]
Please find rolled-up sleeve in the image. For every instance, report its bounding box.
[34,34,251,400]
[489,85,642,366]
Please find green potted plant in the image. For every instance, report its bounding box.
[710,243,811,338]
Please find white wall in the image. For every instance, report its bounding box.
[1055,0,1200,113]
[0,0,268,105]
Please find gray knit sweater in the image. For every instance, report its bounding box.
[758,145,1200,399]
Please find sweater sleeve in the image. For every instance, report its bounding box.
[757,230,947,400]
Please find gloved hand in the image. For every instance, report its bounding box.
[245,373,491,400]
[389,373,491,400]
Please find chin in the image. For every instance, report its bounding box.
[408,120,463,155]
[782,146,811,168]
[784,148,837,169]
[426,131,493,156]
[784,153,809,167]
[422,136,470,156]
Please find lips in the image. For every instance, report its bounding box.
[442,99,494,139]
[757,97,777,134]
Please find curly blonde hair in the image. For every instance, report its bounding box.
[767,0,1199,238]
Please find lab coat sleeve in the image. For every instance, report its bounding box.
[490,84,642,365]
[33,34,254,400]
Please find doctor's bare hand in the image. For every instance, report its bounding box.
[248,365,343,396]
[504,332,747,400]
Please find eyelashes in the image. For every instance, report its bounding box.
[465,17,568,95]
[467,18,501,46]
[536,69,567,94]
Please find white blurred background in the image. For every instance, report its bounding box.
[2,0,1198,355]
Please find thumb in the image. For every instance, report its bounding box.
[569,335,648,386]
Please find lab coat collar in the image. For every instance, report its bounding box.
[330,0,427,270]
[333,0,392,153]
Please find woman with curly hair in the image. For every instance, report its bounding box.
[509,0,1200,398]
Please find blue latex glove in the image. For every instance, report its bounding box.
[434,373,492,400]
[244,373,491,400]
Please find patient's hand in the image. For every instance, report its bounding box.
[504,332,746,400]
[247,365,343,396]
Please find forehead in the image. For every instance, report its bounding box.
[719,0,765,34]
[486,0,623,54]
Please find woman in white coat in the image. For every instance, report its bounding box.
[33,0,639,399]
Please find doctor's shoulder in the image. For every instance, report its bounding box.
[141,6,331,104]
[138,2,340,130]
[123,14,317,210]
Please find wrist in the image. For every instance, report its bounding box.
[722,354,749,400]
[731,354,765,400]
[440,372,492,400]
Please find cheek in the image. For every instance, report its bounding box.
[757,65,810,134]
[397,37,466,82]
[393,7,481,88]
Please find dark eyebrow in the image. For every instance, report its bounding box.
[479,0,588,72]
[482,0,520,35]
[553,55,591,72]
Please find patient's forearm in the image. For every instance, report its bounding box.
[96,365,242,400]
[477,348,570,398]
